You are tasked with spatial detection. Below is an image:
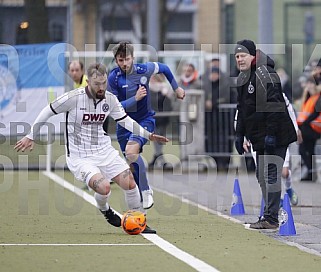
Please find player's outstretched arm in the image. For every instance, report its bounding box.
[156,62,185,99]
[14,105,56,152]
[14,137,34,152]
[116,115,170,143]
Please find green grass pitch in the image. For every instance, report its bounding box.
[0,170,320,272]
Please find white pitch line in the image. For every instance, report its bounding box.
[1,244,153,246]
[154,187,321,258]
[42,171,220,272]
[141,234,219,271]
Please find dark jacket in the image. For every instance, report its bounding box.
[235,50,297,151]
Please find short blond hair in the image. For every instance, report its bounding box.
[87,63,107,78]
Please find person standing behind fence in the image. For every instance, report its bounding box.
[107,41,185,211]
[68,60,88,88]
[234,39,297,229]
[297,77,321,181]
[312,59,321,85]
[179,63,201,90]
[14,63,169,234]
[276,68,292,103]
[204,66,236,170]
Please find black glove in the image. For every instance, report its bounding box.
[264,135,276,153]
[235,136,244,155]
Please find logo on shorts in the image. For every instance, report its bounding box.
[80,171,86,180]
[248,82,255,94]
[81,171,91,182]
[102,103,109,112]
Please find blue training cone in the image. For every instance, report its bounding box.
[260,196,265,218]
[279,193,296,236]
[230,178,245,215]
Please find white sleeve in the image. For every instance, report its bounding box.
[26,105,56,140]
[107,92,151,139]
[283,93,298,131]
[117,116,151,140]
[106,92,128,120]
[50,90,77,114]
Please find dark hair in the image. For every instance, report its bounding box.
[112,41,134,58]
[87,63,107,78]
[68,60,84,70]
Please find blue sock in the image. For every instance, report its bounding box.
[132,155,149,191]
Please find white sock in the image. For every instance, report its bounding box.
[94,192,110,211]
[283,170,292,190]
[124,186,143,212]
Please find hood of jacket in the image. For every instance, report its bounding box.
[253,49,275,70]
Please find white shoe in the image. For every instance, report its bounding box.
[142,189,154,209]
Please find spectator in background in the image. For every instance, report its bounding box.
[148,74,173,169]
[204,67,236,110]
[204,66,236,170]
[312,59,321,85]
[68,60,88,88]
[179,63,201,89]
[277,68,292,102]
[201,58,220,83]
[297,76,321,181]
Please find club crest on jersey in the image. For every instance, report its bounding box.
[248,82,255,94]
[102,103,109,112]
[140,76,147,85]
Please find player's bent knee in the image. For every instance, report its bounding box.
[116,170,137,190]
[125,152,139,164]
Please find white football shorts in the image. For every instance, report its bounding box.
[67,153,129,185]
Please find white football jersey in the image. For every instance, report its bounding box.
[50,86,127,159]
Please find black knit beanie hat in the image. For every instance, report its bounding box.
[235,39,256,56]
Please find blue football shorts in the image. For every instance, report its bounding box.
[117,117,155,153]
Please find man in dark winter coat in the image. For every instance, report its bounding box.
[234,39,297,229]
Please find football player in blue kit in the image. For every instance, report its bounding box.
[107,41,185,211]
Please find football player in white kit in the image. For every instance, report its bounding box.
[14,63,168,234]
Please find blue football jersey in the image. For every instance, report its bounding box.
[107,62,178,123]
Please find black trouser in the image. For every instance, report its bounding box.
[299,125,319,173]
[256,146,287,224]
